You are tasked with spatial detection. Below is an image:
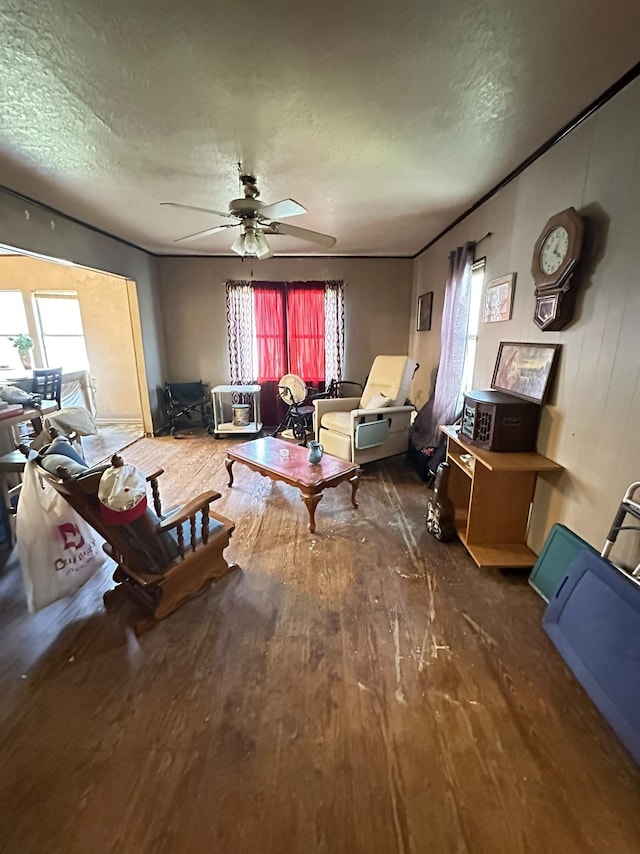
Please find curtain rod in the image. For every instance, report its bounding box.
[475,231,492,246]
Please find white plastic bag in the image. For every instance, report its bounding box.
[16,461,108,612]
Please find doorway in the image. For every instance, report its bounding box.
[0,251,149,462]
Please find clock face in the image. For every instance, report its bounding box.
[539,226,569,275]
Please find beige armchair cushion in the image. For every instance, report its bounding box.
[364,392,391,409]
[360,355,417,408]
[320,411,353,435]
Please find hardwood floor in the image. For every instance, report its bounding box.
[82,422,145,466]
[1,434,639,853]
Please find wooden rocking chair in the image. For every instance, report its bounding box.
[24,446,237,634]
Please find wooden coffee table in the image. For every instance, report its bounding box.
[225,436,360,533]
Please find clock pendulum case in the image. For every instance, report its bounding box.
[531,207,585,331]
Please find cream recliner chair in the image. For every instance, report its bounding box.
[314,355,418,465]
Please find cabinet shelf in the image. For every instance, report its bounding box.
[448,449,475,478]
[442,425,561,570]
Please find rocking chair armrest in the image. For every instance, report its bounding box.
[143,467,164,482]
[156,489,222,532]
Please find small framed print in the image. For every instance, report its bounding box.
[417,291,433,331]
[483,273,516,323]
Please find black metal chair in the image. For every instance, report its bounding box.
[32,367,62,407]
[164,381,213,438]
[273,374,327,445]
[324,379,365,399]
[25,367,63,436]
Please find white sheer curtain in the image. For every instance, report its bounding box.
[416,242,476,448]
[226,279,344,386]
[226,281,255,383]
[324,280,345,385]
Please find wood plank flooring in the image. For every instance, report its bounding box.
[1,434,640,853]
[82,422,145,466]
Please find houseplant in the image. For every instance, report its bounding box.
[9,333,34,370]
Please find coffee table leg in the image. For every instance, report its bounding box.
[350,474,360,508]
[301,492,323,533]
[225,457,235,487]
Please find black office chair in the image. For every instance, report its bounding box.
[32,367,62,407]
[164,381,213,438]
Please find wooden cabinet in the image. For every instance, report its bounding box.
[442,425,561,569]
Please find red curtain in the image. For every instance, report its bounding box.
[287,285,325,384]
[254,282,326,425]
[254,284,287,382]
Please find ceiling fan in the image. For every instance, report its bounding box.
[161,170,337,259]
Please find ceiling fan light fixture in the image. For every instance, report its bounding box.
[229,228,272,259]
[243,229,260,256]
[230,233,245,256]
[255,231,273,259]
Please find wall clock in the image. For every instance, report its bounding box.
[531,207,585,331]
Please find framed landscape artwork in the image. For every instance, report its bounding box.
[483,273,516,323]
[491,341,561,404]
[417,291,433,331]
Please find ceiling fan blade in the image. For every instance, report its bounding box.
[258,198,306,220]
[161,202,233,219]
[267,221,336,248]
[173,223,238,243]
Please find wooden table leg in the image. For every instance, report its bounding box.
[350,473,360,508]
[301,492,323,533]
[225,457,234,487]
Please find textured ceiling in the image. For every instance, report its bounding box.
[0,0,639,257]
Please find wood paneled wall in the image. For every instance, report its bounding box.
[409,78,640,566]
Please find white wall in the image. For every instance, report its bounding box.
[409,78,640,566]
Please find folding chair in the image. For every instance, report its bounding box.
[164,381,213,438]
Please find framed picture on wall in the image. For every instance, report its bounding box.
[483,273,516,323]
[417,291,433,331]
[491,341,561,404]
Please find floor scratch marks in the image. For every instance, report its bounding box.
[392,606,407,705]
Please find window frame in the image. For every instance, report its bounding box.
[32,290,90,372]
[456,258,486,411]
[0,290,31,371]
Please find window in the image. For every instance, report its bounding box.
[253,283,326,384]
[33,292,90,371]
[456,259,486,411]
[226,279,344,426]
[227,280,344,386]
[0,291,30,370]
